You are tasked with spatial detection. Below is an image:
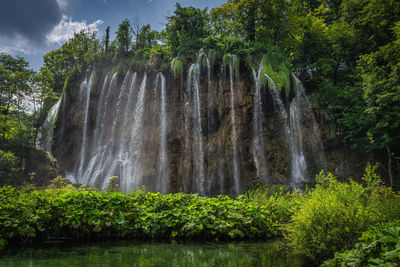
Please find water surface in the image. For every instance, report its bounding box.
[0,240,304,266]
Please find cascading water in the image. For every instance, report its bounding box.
[229,55,240,194]
[251,62,268,179]
[289,80,309,184]
[76,72,94,179]
[81,72,115,186]
[186,52,206,194]
[38,95,63,159]
[157,73,169,193]
[293,75,326,171]
[122,73,147,191]
[267,73,326,187]
[217,63,226,194]
[264,73,307,185]
[206,57,213,194]
[51,51,328,196]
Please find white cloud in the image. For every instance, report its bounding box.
[0,46,32,55]
[56,0,68,10]
[46,15,103,44]
[0,34,33,55]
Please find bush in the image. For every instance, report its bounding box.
[0,150,20,185]
[284,167,398,262]
[0,187,279,250]
[245,184,303,234]
[323,221,400,266]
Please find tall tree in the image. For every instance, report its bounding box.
[115,19,132,59]
[164,3,209,56]
[104,26,110,55]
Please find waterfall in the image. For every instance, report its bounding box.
[101,70,134,187]
[183,69,192,192]
[122,73,147,192]
[217,64,225,194]
[289,84,308,184]
[57,55,327,195]
[206,57,213,194]
[264,73,307,185]
[293,75,327,172]
[186,52,205,195]
[38,95,63,159]
[251,62,268,179]
[229,55,240,194]
[157,73,169,193]
[76,72,94,179]
[80,72,115,186]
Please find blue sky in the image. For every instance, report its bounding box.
[0,0,225,70]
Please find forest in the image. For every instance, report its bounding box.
[1,0,400,266]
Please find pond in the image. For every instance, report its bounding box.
[0,240,306,266]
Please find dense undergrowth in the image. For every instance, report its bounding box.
[322,221,400,266]
[1,165,400,265]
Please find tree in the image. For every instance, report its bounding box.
[104,26,110,55]
[164,3,209,56]
[115,19,132,59]
[357,25,400,186]
[135,24,157,50]
[210,0,288,45]
[0,54,33,144]
[43,29,99,90]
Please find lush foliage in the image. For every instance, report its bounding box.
[0,53,58,185]
[0,185,282,250]
[285,165,400,262]
[323,221,400,266]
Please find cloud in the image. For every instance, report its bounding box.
[56,0,68,10]
[0,46,32,56]
[0,0,62,45]
[46,15,103,44]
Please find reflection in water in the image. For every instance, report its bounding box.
[0,241,305,266]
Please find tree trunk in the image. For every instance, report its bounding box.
[386,146,393,187]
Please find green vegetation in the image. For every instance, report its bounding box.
[262,53,290,94]
[172,58,183,78]
[0,185,277,251]
[1,165,400,266]
[285,164,400,262]
[0,0,400,263]
[323,222,400,266]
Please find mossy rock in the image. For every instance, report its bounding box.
[208,49,217,68]
[62,76,70,92]
[172,58,183,79]
[262,53,290,95]
[223,53,232,67]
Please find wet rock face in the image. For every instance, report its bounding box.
[53,58,332,196]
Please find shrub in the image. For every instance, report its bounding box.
[323,221,400,266]
[245,184,303,233]
[0,187,278,250]
[284,168,394,262]
[0,150,20,185]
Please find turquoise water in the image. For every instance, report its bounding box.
[0,241,304,266]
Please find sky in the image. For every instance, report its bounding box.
[0,0,226,71]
